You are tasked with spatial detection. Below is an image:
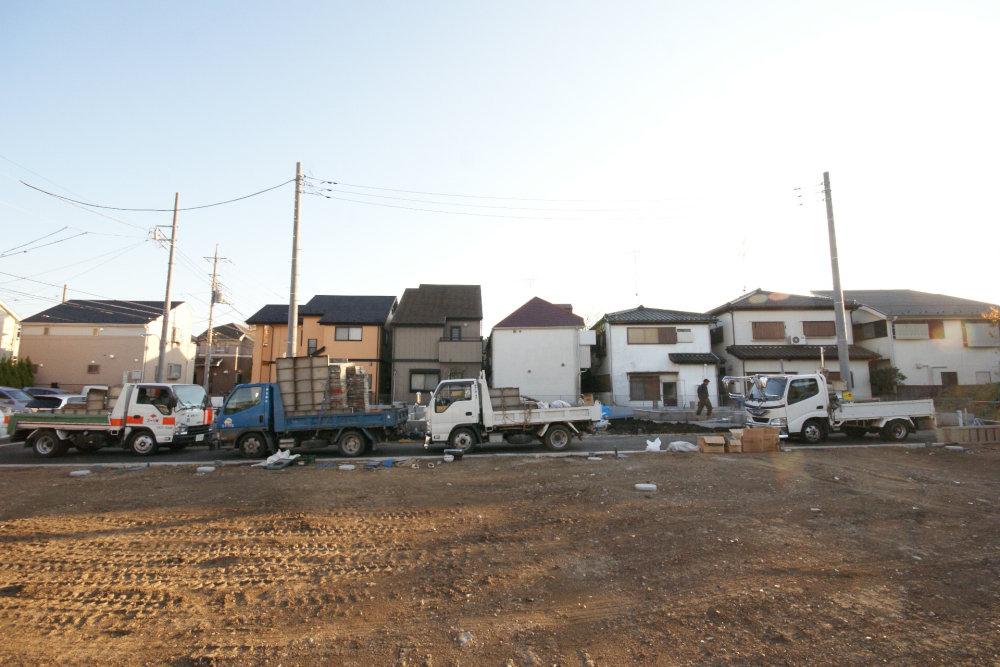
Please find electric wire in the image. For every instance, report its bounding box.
[21,178,295,212]
[1,226,70,255]
[0,231,90,259]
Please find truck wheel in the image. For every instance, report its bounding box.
[448,427,477,452]
[237,432,269,458]
[338,430,366,457]
[31,430,67,458]
[843,426,868,439]
[127,431,159,456]
[543,425,572,451]
[880,420,910,442]
[800,420,827,445]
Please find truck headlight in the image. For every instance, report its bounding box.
[176,426,188,435]
[769,417,787,426]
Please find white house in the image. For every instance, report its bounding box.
[709,289,876,398]
[0,299,20,360]
[815,289,1000,392]
[489,297,594,402]
[589,305,720,408]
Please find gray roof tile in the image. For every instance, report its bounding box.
[604,305,715,324]
[23,300,182,325]
[813,289,999,318]
[393,284,482,326]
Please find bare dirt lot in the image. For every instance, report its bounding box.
[0,446,997,665]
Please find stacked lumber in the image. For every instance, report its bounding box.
[489,387,520,411]
[345,366,371,412]
[278,356,373,414]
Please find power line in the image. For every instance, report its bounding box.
[1,226,70,255]
[0,270,186,318]
[0,230,90,259]
[21,178,295,212]
[302,190,581,221]
[0,241,149,284]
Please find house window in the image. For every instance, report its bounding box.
[307,338,318,355]
[166,363,182,380]
[928,320,945,340]
[43,327,50,336]
[92,328,100,336]
[628,375,660,401]
[802,321,836,337]
[335,326,363,341]
[410,370,440,392]
[853,320,888,341]
[626,327,677,345]
[676,328,694,343]
[940,371,958,387]
[894,322,930,339]
[449,326,462,341]
[87,364,100,374]
[751,321,786,340]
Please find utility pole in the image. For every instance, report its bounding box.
[156,193,180,383]
[823,171,852,390]
[286,161,302,358]
[61,284,67,303]
[202,244,223,393]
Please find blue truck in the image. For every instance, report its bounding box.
[214,383,409,458]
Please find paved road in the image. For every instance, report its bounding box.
[0,430,937,465]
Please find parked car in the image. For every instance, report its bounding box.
[24,387,71,398]
[25,395,86,412]
[0,387,33,412]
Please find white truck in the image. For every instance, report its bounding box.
[424,373,602,452]
[7,383,214,457]
[725,373,936,444]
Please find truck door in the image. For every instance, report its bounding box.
[219,385,267,435]
[132,386,176,442]
[430,381,477,440]
[784,377,824,435]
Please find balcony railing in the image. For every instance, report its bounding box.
[438,338,483,363]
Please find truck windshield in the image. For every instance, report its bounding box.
[173,385,208,409]
[748,377,787,402]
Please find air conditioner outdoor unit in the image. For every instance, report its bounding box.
[125,370,142,381]
[787,335,808,345]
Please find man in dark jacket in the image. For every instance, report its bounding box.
[695,379,713,418]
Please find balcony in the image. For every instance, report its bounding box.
[438,338,483,363]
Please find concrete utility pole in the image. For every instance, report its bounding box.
[61,284,67,303]
[203,244,222,393]
[286,161,302,358]
[156,193,180,383]
[823,171,852,390]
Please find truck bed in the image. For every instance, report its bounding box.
[278,406,408,433]
[836,399,936,421]
[7,412,111,435]
[489,404,602,427]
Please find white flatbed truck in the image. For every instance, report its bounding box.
[424,373,602,452]
[725,373,936,444]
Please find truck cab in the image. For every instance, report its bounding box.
[738,374,830,440]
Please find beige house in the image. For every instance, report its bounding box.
[390,284,483,404]
[247,295,397,401]
[19,300,196,391]
[0,299,20,360]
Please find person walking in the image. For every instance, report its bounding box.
[696,378,713,418]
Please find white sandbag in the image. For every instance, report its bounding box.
[645,437,662,452]
[551,400,571,408]
[667,440,698,452]
[252,449,300,467]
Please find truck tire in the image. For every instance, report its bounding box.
[31,430,67,458]
[237,432,269,458]
[127,430,159,456]
[543,424,572,451]
[800,419,828,445]
[448,427,478,452]
[880,420,910,442]
[338,430,366,457]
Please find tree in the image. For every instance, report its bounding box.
[0,357,33,388]
[870,365,906,396]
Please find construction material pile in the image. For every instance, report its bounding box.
[277,355,371,415]
[698,428,780,453]
[59,386,121,414]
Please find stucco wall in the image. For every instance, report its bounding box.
[491,327,583,401]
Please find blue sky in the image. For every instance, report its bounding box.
[1,0,998,330]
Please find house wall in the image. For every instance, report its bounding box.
[601,322,716,408]
[390,321,484,403]
[18,305,196,391]
[490,327,586,401]
[852,309,1000,386]
[717,309,853,349]
[0,305,19,359]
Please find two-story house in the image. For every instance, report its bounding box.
[489,297,595,402]
[19,299,196,391]
[709,289,877,397]
[589,305,720,408]
[193,323,254,396]
[247,295,397,401]
[390,284,483,404]
[815,289,1000,393]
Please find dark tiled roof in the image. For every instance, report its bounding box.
[246,304,290,325]
[812,289,999,318]
[669,352,724,364]
[307,295,397,325]
[709,289,858,315]
[726,344,879,361]
[393,284,482,326]
[196,323,250,341]
[494,297,584,328]
[604,305,715,324]
[23,300,182,325]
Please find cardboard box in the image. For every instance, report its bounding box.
[741,427,780,453]
[698,435,726,453]
[725,439,743,453]
[729,428,745,439]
